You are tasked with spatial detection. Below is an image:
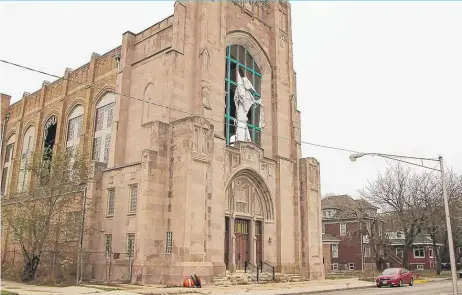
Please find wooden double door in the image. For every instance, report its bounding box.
[224,218,263,270]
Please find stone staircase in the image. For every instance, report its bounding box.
[275,273,307,283]
[213,271,307,286]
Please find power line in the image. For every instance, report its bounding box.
[1,59,361,155]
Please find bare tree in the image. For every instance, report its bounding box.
[360,163,426,269]
[1,148,91,281]
[340,198,389,271]
[357,202,389,271]
[414,171,443,274]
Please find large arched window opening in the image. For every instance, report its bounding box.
[18,126,35,192]
[1,134,16,196]
[43,116,58,162]
[224,45,263,146]
[93,93,115,163]
[66,105,84,154]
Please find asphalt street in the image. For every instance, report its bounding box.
[306,280,462,295]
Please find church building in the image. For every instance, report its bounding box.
[0,0,324,284]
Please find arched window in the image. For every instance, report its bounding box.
[18,126,35,192]
[1,134,16,196]
[66,105,84,154]
[93,93,115,163]
[43,116,58,161]
[224,45,263,146]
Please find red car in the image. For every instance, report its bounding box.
[375,268,414,288]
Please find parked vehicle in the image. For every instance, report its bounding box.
[441,263,461,271]
[375,268,414,288]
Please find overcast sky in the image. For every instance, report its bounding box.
[1,1,461,197]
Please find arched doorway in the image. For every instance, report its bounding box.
[224,169,274,271]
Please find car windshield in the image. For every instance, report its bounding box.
[381,269,399,275]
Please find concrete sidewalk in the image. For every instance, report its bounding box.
[1,279,375,295]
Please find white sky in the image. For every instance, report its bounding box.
[1,1,461,197]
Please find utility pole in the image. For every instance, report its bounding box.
[76,185,88,284]
[439,156,459,295]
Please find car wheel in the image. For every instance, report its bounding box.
[409,278,414,286]
[399,279,403,287]
[377,285,382,288]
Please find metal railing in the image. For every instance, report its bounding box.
[260,261,275,281]
[389,254,403,266]
[244,261,260,282]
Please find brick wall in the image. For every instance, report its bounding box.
[324,221,362,270]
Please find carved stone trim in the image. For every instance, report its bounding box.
[192,152,211,163]
[225,169,275,222]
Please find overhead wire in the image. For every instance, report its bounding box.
[0,59,448,167]
[0,59,361,155]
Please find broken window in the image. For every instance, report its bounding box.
[43,116,57,162]
[224,45,262,146]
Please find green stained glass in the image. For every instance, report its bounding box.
[224,45,262,145]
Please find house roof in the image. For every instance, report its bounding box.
[321,195,377,220]
[322,234,340,243]
[389,233,444,246]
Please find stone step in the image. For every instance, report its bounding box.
[214,271,308,286]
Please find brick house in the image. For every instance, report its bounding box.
[322,234,340,273]
[321,195,382,271]
[386,231,443,270]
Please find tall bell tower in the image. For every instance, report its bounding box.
[111,0,324,284]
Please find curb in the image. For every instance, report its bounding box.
[278,285,375,295]
[278,278,452,295]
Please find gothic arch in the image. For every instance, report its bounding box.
[225,168,275,222]
[92,85,115,105]
[225,30,272,75]
[65,98,85,118]
[65,104,84,150]
[4,129,16,143]
[21,120,37,137]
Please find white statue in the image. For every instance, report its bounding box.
[232,69,265,143]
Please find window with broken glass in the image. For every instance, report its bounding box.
[4,143,13,163]
[43,116,58,163]
[224,45,262,146]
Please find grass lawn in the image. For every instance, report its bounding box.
[1,290,19,295]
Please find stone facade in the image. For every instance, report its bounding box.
[0,1,324,285]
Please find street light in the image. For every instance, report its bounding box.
[350,152,459,295]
